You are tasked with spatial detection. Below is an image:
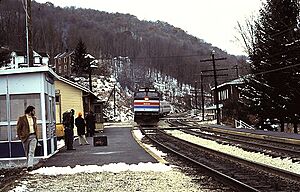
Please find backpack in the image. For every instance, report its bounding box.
[62,111,71,127]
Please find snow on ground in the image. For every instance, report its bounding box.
[166,129,300,175]
[57,139,65,149]
[30,162,172,175]
[132,129,168,159]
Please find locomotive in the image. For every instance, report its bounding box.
[133,88,171,126]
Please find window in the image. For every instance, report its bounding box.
[218,89,229,101]
[59,66,62,73]
[10,125,18,141]
[64,65,67,72]
[45,94,49,121]
[10,94,41,121]
[11,123,42,141]
[134,92,146,98]
[55,95,60,103]
[0,125,8,141]
[0,95,7,122]
[148,92,159,98]
[51,96,56,123]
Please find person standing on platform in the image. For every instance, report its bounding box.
[63,109,75,150]
[85,111,96,137]
[17,105,38,171]
[75,112,89,145]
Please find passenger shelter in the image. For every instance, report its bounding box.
[0,66,57,159]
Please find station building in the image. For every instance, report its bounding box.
[54,76,102,137]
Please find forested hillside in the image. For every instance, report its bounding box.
[0,0,248,87]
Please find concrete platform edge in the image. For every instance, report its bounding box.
[131,128,169,165]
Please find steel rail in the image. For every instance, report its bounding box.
[139,127,260,192]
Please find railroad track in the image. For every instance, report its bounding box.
[140,126,300,192]
[167,119,300,160]
[0,167,26,191]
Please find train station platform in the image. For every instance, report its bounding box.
[207,124,300,145]
[41,123,157,168]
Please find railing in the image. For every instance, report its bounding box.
[235,119,255,130]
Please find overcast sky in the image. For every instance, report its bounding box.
[34,0,263,56]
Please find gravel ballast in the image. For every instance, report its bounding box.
[10,164,206,192]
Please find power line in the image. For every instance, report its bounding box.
[269,25,299,38]
[254,62,300,76]
[131,54,204,60]
[114,53,230,60]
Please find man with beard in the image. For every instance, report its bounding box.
[17,106,38,171]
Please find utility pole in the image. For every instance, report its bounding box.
[25,0,33,67]
[88,62,93,112]
[198,72,227,122]
[191,81,199,112]
[200,50,226,124]
[88,61,93,92]
[113,84,116,116]
[88,59,97,112]
[212,52,220,124]
[194,81,198,110]
[200,73,205,121]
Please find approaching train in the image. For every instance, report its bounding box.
[133,88,171,126]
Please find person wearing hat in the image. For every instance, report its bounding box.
[75,112,89,145]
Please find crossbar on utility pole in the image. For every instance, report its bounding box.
[200,51,226,124]
[201,68,228,73]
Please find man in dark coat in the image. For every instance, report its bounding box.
[85,111,96,137]
[17,105,38,171]
[75,112,89,145]
[63,109,75,150]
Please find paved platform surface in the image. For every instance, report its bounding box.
[42,125,157,167]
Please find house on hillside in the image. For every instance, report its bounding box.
[8,50,50,69]
[54,51,98,78]
[54,50,74,77]
[0,66,57,159]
